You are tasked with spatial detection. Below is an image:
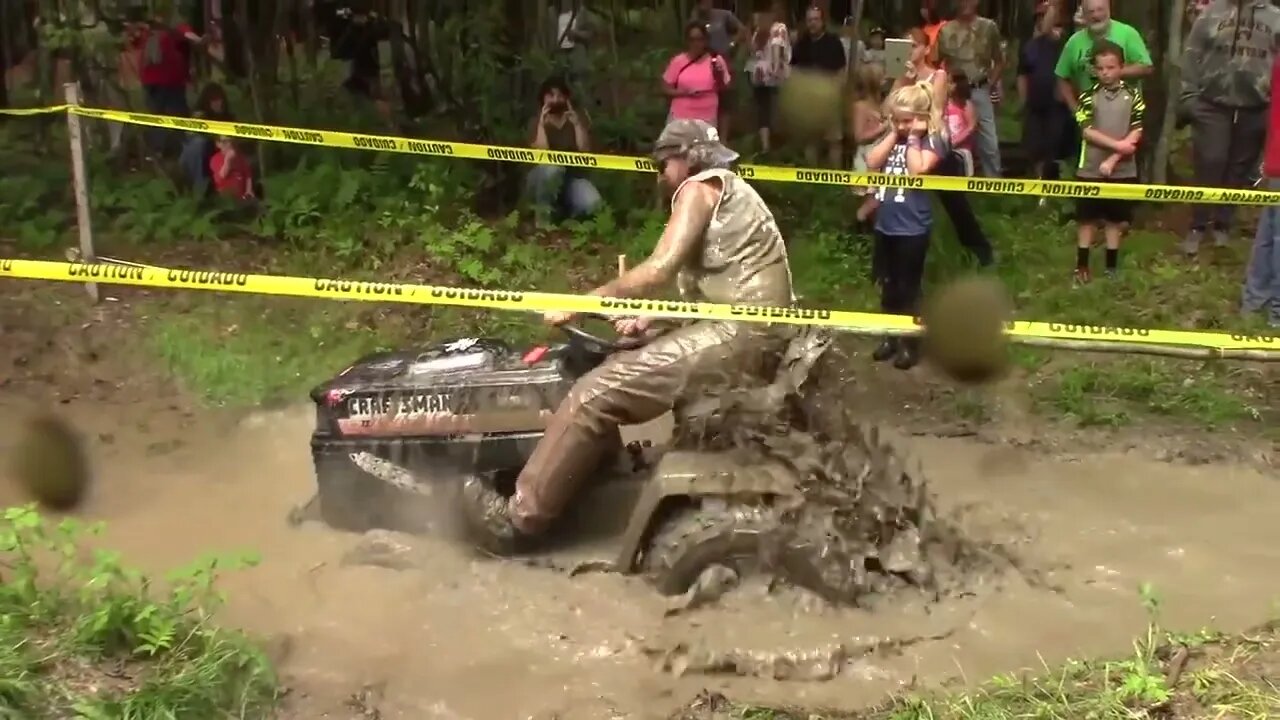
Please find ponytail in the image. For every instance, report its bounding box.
[888,79,943,136]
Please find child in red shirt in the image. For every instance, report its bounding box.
[1241,55,1279,327]
[208,137,255,201]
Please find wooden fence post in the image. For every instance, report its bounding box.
[65,82,98,303]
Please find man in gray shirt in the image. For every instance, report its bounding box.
[690,0,744,137]
[691,0,744,57]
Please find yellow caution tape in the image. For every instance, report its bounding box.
[3,104,1277,205]
[0,104,70,116]
[2,258,1277,353]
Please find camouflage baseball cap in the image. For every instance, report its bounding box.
[652,119,740,168]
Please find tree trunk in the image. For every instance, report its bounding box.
[231,0,268,175]
[608,0,622,112]
[845,0,865,76]
[1152,0,1186,185]
[0,0,9,109]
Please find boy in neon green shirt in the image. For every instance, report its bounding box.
[1054,0,1153,112]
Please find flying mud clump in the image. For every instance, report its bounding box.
[922,274,1013,385]
[7,414,92,511]
[672,331,1004,607]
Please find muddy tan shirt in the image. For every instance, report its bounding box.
[672,168,794,307]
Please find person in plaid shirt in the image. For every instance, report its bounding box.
[746,2,790,153]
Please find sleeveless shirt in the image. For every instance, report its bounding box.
[670,168,794,307]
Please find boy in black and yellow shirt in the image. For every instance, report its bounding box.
[1073,40,1145,284]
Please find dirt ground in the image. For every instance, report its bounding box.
[2,277,1280,719]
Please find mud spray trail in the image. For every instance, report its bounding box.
[3,387,1280,719]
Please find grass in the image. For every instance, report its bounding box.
[0,505,279,718]
[721,626,1280,720]
[145,298,391,408]
[1035,357,1265,429]
[709,590,1280,720]
[122,189,1275,436]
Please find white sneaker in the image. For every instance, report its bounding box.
[1182,229,1203,257]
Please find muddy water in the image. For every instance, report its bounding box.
[3,399,1280,719]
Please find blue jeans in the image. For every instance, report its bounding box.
[1242,185,1280,325]
[970,87,1002,177]
[143,84,190,155]
[526,164,602,219]
[179,135,214,196]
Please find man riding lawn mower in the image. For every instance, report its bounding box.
[460,119,800,554]
[306,119,1008,603]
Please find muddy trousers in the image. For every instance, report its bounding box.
[1189,100,1268,232]
[509,321,781,534]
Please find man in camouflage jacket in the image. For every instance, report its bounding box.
[1179,0,1280,256]
[937,0,1005,177]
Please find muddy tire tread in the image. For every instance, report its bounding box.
[641,504,780,596]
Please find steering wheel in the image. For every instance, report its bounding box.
[558,313,649,353]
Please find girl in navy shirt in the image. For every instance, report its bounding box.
[864,81,946,370]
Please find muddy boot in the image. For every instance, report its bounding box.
[458,476,532,556]
[893,338,921,370]
[872,337,900,362]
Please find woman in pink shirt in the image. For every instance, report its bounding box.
[662,22,732,128]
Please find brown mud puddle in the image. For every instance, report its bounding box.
[3,282,1280,719]
[3,400,1279,719]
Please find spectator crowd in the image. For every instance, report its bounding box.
[10,0,1278,346]
[630,0,1274,330]
[539,0,1278,339]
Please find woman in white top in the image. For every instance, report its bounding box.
[745,3,790,153]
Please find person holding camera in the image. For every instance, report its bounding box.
[747,3,791,153]
[527,77,602,221]
[662,22,733,130]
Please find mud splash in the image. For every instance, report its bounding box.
[671,329,1011,607]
